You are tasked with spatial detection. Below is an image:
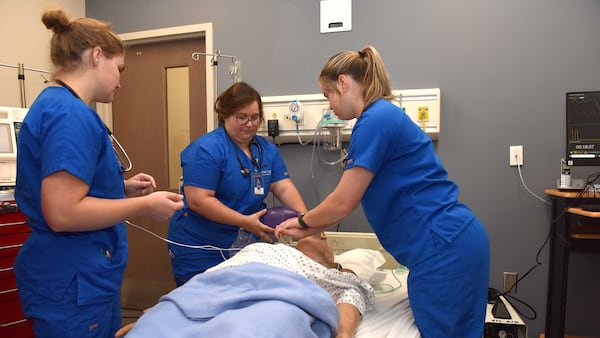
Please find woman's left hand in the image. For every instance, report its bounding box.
[114,322,135,337]
[244,209,275,243]
[124,173,157,197]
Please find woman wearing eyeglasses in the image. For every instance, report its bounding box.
[167,81,307,286]
[13,9,184,337]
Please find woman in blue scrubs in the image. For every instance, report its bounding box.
[276,46,490,338]
[168,82,307,286]
[13,9,184,338]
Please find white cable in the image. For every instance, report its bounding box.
[309,121,348,202]
[515,155,552,206]
[310,126,322,201]
[295,122,314,146]
[318,139,346,166]
[316,123,346,166]
[125,220,297,262]
[125,220,238,252]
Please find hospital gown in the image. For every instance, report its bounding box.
[125,243,374,338]
[210,242,375,315]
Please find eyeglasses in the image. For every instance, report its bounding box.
[235,113,262,125]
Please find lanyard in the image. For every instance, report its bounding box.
[54,79,132,173]
[228,135,262,177]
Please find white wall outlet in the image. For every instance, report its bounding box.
[509,145,524,166]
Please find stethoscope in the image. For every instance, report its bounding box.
[54,79,133,173]
[228,133,263,177]
[106,128,133,173]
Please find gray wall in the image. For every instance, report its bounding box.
[87,0,600,335]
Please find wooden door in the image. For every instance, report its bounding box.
[111,37,206,310]
[112,38,206,189]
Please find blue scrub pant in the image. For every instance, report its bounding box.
[407,219,490,338]
[20,278,122,338]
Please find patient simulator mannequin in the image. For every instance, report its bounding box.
[116,233,374,338]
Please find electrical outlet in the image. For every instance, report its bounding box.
[503,272,518,293]
[509,145,524,166]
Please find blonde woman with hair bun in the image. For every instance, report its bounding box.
[13,8,183,337]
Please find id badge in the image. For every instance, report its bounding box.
[253,170,264,195]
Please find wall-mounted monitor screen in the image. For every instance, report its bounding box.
[566,91,600,167]
[0,123,15,154]
[0,107,27,187]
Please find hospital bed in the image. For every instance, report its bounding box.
[326,231,421,338]
[122,231,421,337]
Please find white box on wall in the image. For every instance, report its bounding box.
[320,0,352,33]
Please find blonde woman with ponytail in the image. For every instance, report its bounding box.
[277,45,490,338]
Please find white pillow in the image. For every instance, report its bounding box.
[334,249,386,283]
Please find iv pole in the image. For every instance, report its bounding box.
[0,62,50,108]
[191,50,241,99]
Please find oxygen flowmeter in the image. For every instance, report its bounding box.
[289,99,303,124]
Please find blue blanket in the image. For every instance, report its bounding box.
[126,262,339,338]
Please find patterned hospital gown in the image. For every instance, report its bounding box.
[208,242,375,315]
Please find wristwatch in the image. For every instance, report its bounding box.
[297,213,310,228]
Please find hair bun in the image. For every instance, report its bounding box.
[41,9,71,33]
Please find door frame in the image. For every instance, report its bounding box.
[97,23,215,132]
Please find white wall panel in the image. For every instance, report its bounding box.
[258,88,440,143]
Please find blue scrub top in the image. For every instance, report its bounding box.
[344,99,475,268]
[14,86,127,306]
[168,127,289,275]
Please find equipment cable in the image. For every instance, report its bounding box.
[499,162,600,320]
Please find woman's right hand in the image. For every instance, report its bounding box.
[143,191,184,221]
[244,209,274,242]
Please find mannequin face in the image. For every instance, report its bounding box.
[295,233,335,265]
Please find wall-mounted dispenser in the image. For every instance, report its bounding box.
[320,0,352,33]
